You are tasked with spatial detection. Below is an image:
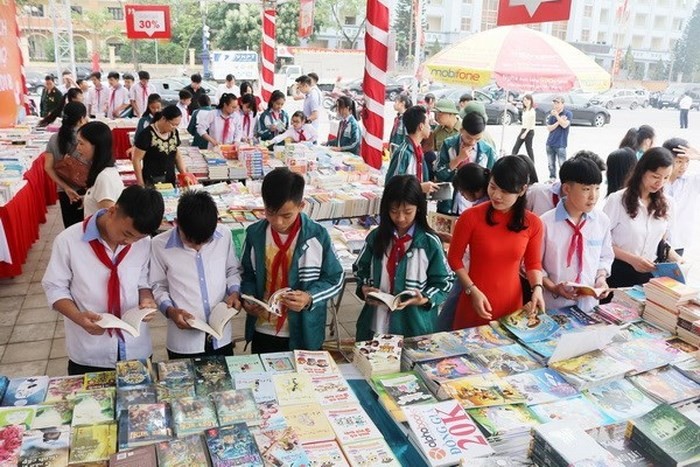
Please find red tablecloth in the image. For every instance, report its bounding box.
[112,127,136,160]
[0,153,58,278]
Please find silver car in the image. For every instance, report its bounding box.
[590,89,642,110]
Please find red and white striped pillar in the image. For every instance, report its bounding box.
[261,4,276,103]
[361,0,389,169]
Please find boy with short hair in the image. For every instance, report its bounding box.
[130,70,155,118]
[390,94,412,150]
[87,72,107,118]
[240,168,344,353]
[663,138,700,256]
[106,71,130,119]
[150,190,242,359]
[541,157,614,312]
[176,89,193,129]
[42,186,165,375]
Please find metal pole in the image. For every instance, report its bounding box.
[155,40,159,65]
[411,0,422,104]
[201,0,210,78]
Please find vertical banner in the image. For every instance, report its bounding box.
[0,0,26,127]
[261,7,276,103]
[299,0,314,38]
[361,0,389,169]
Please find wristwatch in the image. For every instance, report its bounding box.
[464,283,475,295]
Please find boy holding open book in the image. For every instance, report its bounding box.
[150,190,242,360]
[541,157,614,312]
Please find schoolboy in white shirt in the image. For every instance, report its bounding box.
[663,138,700,257]
[129,70,156,118]
[42,186,165,375]
[106,72,131,119]
[541,157,614,312]
[150,191,242,359]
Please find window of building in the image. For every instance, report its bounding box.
[70,6,82,15]
[583,5,593,17]
[427,16,442,31]
[481,0,498,31]
[344,16,356,26]
[653,16,667,30]
[651,37,664,51]
[597,31,607,43]
[107,7,123,20]
[552,21,568,40]
[461,17,471,31]
[634,13,647,28]
[581,29,590,42]
[631,35,644,49]
[599,8,609,23]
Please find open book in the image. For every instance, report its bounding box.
[186,302,241,340]
[241,288,291,317]
[94,307,156,337]
[563,282,611,299]
[367,290,418,311]
[652,262,686,284]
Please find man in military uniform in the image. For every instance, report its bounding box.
[40,75,62,118]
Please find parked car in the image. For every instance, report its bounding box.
[149,78,185,106]
[343,78,406,101]
[633,89,650,107]
[589,88,642,110]
[437,87,519,125]
[657,83,700,110]
[532,93,611,127]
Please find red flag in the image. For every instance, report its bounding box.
[299,0,314,38]
[497,0,572,26]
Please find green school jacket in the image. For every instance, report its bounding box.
[385,139,430,184]
[188,106,213,149]
[353,226,454,341]
[240,214,345,350]
[328,115,361,155]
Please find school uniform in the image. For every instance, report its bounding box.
[42,210,153,370]
[541,201,614,312]
[188,106,214,149]
[353,225,453,341]
[328,115,361,155]
[667,173,700,254]
[129,82,156,118]
[150,225,241,356]
[603,188,672,288]
[389,112,407,150]
[434,136,497,214]
[107,85,131,119]
[135,114,152,140]
[256,108,289,141]
[87,86,108,118]
[385,138,430,184]
[196,109,242,148]
[240,214,344,351]
[239,110,258,142]
[176,102,190,129]
[527,181,562,216]
[268,124,317,145]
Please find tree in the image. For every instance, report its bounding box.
[650,60,669,81]
[276,2,302,47]
[314,0,366,48]
[393,0,413,63]
[207,3,261,51]
[672,1,700,81]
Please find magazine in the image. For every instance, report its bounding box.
[499,309,560,343]
[583,379,658,422]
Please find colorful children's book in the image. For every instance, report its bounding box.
[467,404,540,438]
[257,401,287,431]
[549,350,634,390]
[0,407,35,429]
[404,400,494,465]
[71,389,114,426]
[673,357,700,384]
[210,389,258,426]
[44,376,84,402]
[224,355,265,375]
[115,359,153,389]
[503,368,578,406]
[272,372,316,406]
[157,360,195,385]
[1,376,49,407]
[529,394,615,429]
[603,339,680,374]
[627,366,700,405]
[193,356,233,397]
[448,324,515,350]
[402,332,465,364]
[499,309,560,343]
[471,344,542,377]
[311,374,359,408]
[154,382,195,403]
[0,425,24,465]
[546,306,603,331]
[340,438,401,467]
[294,350,340,376]
[233,372,276,404]
[252,425,311,466]
[304,440,350,467]
[416,355,489,396]
[373,371,436,407]
[68,422,117,465]
[353,334,403,378]
[19,426,70,467]
[594,302,641,324]
[621,320,672,341]
[32,401,73,429]
[280,403,336,444]
[441,375,526,408]
[652,262,686,283]
[116,385,157,416]
[170,396,218,437]
[205,424,264,467]
[109,444,157,467]
[155,434,211,467]
[259,352,296,374]
[124,403,172,447]
[583,379,658,422]
[324,404,383,445]
[83,371,116,391]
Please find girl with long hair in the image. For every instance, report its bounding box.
[619,125,655,159]
[326,96,361,155]
[196,93,241,148]
[605,148,637,196]
[78,122,124,217]
[256,90,289,141]
[512,94,535,161]
[135,93,162,139]
[239,93,259,143]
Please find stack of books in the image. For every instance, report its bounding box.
[548,350,634,390]
[353,334,403,379]
[531,421,627,465]
[593,301,641,324]
[467,404,540,458]
[643,277,699,332]
[612,285,646,315]
[677,300,700,346]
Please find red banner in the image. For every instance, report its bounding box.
[0,0,24,128]
[299,0,314,38]
[125,5,172,40]
[497,0,571,26]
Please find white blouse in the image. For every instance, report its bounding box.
[521,108,536,131]
[83,167,124,217]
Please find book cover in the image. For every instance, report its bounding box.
[549,350,633,383]
[0,425,24,466]
[116,385,157,416]
[170,397,218,437]
[115,359,153,389]
[448,324,515,350]
[109,444,157,467]
[585,423,654,467]
[259,352,296,374]
[341,438,400,467]
[272,373,316,406]
[210,389,258,426]
[370,376,406,423]
[521,336,560,359]
[503,368,578,405]
[71,390,114,426]
[1,376,49,407]
[193,356,233,397]
[470,344,541,377]
[68,422,117,465]
[533,421,617,466]
[157,360,195,385]
[126,403,172,447]
[622,320,672,341]
[19,426,70,467]
[441,375,526,408]
[404,400,494,465]
[224,355,265,375]
[673,357,700,384]
[251,425,311,466]
[374,372,436,407]
[652,262,686,283]
[402,332,465,363]
[156,434,211,467]
[294,350,340,376]
[32,401,73,429]
[594,303,641,324]
[83,371,116,391]
[466,404,540,438]
[324,404,383,445]
[546,306,603,331]
[603,339,679,374]
[154,382,195,403]
[311,374,359,407]
[233,372,276,404]
[279,403,336,444]
[499,309,560,343]
[304,440,349,467]
[0,407,35,429]
[44,376,84,403]
[256,401,287,431]
[205,424,264,467]
[417,355,489,384]
[529,395,615,429]
[584,379,658,422]
[628,366,700,404]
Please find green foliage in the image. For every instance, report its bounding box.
[650,60,669,81]
[277,2,302,47]
[393,0,413,62]
[314,0,367,48]
[672,1,700,81]
[207,4,261,52]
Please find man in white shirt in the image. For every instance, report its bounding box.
[106,72,131,119]
[216,74,237,104]
[679,93,693,129]
[87,72,108,118]
[58,70,77,94]
[295,74,322,130]
[151,191,242,359]
[42,186,165,375]
[176,89,193,129]
[663,138,700,257]
[130,70,156,118]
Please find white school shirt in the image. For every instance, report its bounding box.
[666,173,700,251]
[239,110,258,141]
[175,102,190,129]
[129,82,156,117]
[541,201,614,312]
[41,210,153,368]
[87,86,108,117]
[197,110,242,148]
[603,188,672,261]
[269,124,318,145]
[107,85,130,119]
[216,83,237,103]
[150,225,242,354]
[83,167,124,218]
[526,180,561,216]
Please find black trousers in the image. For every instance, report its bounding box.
[680,109,689,129]
[601,259,652,304]
[512,129,535,162]
[58,191,84,228]
[167,340,234,360]
[251,331,290,354]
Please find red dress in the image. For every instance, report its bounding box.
[447,202,543,329]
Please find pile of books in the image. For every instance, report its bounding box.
[611,285,646,315]
[643,277,699,332]
[238,145,270,179]
[353,334,403,379]
[677,299,700,346]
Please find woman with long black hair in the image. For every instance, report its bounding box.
[38,88,84,127]
[78,122,124,217]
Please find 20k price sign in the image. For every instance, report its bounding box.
[125,5,172,40]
